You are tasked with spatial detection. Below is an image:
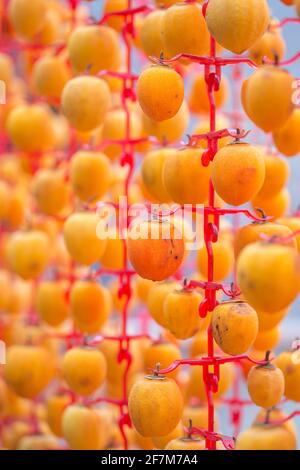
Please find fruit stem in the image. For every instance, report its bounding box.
[265,350,271,363]
[264,408,272,425]
[187,419,193,438]
[154,362,161,376]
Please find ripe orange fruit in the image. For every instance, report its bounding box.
[273,109,300,157]
[32,55,70,100]
[206,0,270,54]
[7,230,49,280]
[236,422,296,450]
[147,280,181,328]
[278,216,300,252]
[67,25,121,75]
[152,422,183,450]
[211,143,265,206]
[257,308,288,332]
[63,212,107,265]
[128,374,183,437]
[70,281,111,334]
[276,351,300,402]
[127,219,185,281]
[6,104,54,152]
[189,74,228,114]
[162,3,210,59]
[36,281,69,327]
[234,221,297,259]
[252,188,290,221]
[46,394,70,438]
[70,150,111,203]
[237,241,300,313]
[165,436,205,451]
[141,148,174,203]
[32,169,69,216]
[253,326,281,350]
[140,10,165,59]
[211,301,258,355]
[256,153,289,199]
[144,340,181,379]
[163,147,211,204]
[103,0,127,32]
[249,29,285,65]
[62,405,108,450]
[100,232,124,270]
[197,239,233,281]
[61,76,111,132]
[4,345,55,399]
[62,347,107,396]
[141,100,189,144]
[8,0,47,39]
[137,66,184,122]
[247,354,285,408]
[242,66,294,132]
[163,289,202,340]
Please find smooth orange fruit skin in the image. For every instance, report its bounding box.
[163,147,211,205]
[140,10,165,59]
[147,280,181,328]
[6,230,49,280]
[70,281,111,334]
[62,347,107,396]
[32,169,69,216]
[128,375,183,437]
[4,345,56,399]
[211,143,265,206]
[162,3,210,59]
[141,148,174,203]
[62,406,108,450]
[46,395,70,438]
[163,290,202,340]
[236,423,297,450]
[70,150,111,203]
[273,109,300,157]
[137,66,184,122]
[206,0,269,54]
[242,66,294,132]
[252,188,290,221]
[189,74,228,114]
[249,29,285,65]
[253,326,281,350]
[128,219,185,281]
[276,351,300,402]
[36,281,69,327]
[234,221,297,259]
[63,212,107,266]
[144,341,181,380]
[278,216,300,252]
[67,25,121,75]
[165,437,205,451]
[141,100,189,144]
[62,76,111,132]
[256,153,289,199]
[257,308,288,332]
[237,242,300,313]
